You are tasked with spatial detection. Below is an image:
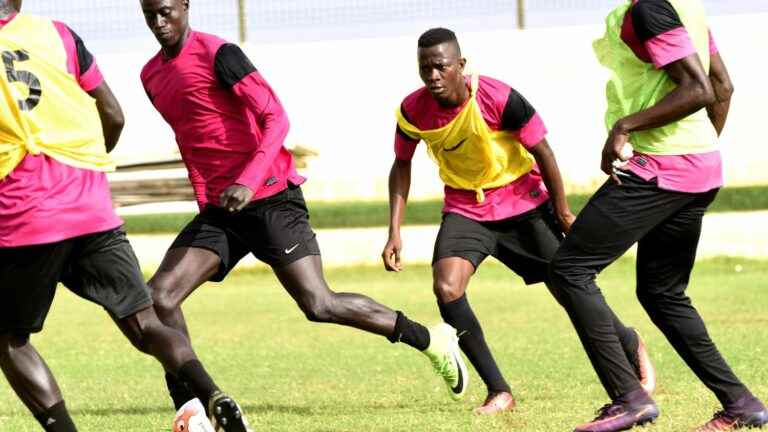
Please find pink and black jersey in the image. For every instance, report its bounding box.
[621,0,723,193]
[395,75,549,222]
[141,31,303,209]
[0,14,119,247]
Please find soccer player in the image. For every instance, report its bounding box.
[382,27,654,415]
[547,0,768,431]
[138,0,467,409]
[0,1,250,431]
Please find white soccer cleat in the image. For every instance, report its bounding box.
[173,398,216,432]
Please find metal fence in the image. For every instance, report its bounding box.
[21,0,768,49]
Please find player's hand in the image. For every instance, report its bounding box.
[382,235,403,272]
[557,210,576,234]
[601,123,632,185]
[219,184,254,212]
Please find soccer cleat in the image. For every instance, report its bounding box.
[474,391,516,415]
[208,392,253,432]
[573,401,659,432]
[693,410,768,431]
[632,329,656,395]
[422,322,468,401]
[693,396,768,431]
[173,398,216,432]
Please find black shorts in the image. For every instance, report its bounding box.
[170,184,321,281]
[433,202,563,284]
[0,228,153,334]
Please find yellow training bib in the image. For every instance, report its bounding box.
[0,13,113,180]
[396,75,534,202]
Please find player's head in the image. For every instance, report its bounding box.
[417,28,466,107]
[140,0,190,50]
[0,0,22,15]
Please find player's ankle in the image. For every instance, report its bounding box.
[34,401,77,432]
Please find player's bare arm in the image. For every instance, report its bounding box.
[527,139,575,233]
[383,158,412,272]
[88,82,124,153]
[602,53,715,178]
[706,52,734,136]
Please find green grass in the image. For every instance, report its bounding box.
[122,185,768,234]
[1,258,766,431]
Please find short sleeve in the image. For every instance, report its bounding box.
[708,29,719,55]
[395,103,419,160]
[501,89,546,148]
[631,0,696,68]
[214,43,258,89]
[53,22,103,91]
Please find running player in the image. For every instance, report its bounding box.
[547,1,768,431]
[0,1,250,431]
[382,27,654,415]
[138,0,467,409]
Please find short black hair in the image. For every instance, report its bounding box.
[418,27,461,53]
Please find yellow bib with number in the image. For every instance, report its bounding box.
[0,13,113,180]
[396,75,534,203]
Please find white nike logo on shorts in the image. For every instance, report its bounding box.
[285,243,300,254]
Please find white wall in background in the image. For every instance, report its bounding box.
[103,13,768,201]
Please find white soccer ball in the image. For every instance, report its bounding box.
[173,398,215,432]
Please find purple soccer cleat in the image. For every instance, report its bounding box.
[693,394,768,431]
[573,401,659,432]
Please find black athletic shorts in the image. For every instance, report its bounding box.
[433,201,563,284]
[0,228,153,334]
[170,184,320,281]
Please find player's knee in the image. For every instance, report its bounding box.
[301,294,335,323]
[547,253,583,292]
[0,332,31,359]
[150,281,181,316]
[119,310,162,355]
[432,279,463,303]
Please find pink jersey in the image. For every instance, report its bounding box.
[620,0,723,193]
[395,75,549,221]
[141,31,303,209]
[0,14,120,247]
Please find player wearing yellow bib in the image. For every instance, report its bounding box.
[547,1,767,430]
[0,1,250,430]
[383,28,655,415]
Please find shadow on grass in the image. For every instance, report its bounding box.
[243,400,453,416]
[69,405,170,416]
[0,400,441,418]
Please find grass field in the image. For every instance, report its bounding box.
[121,185,768,234]
[0,258,766,431]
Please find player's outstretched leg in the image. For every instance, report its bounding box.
[115,307,252,432]
[273,254,468,399]
[0,333,77,431]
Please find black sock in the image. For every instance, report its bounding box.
[177,360,220,409]
[165,371,197,410]
[388,311,430,351]
[34,401,77,432]
[439,294,511,394]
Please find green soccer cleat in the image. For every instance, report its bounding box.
[423,322,468,401]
